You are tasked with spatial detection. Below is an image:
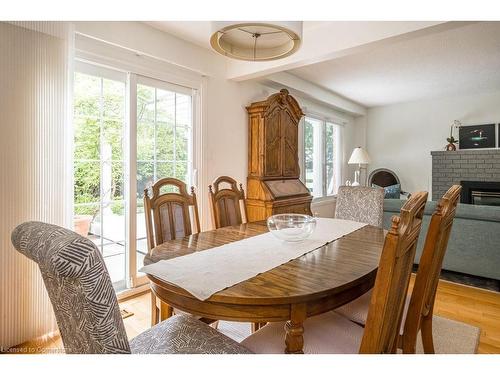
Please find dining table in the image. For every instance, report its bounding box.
[143,220,386,354]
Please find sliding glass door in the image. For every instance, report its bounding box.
[73,63,196,291]
[73,65,127,289]
[135,77,194,276]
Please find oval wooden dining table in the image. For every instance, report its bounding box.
[144,220,386,354]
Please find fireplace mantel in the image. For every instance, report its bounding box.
[431,149,500,201]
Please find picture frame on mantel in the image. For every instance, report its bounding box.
[458,123,497,150]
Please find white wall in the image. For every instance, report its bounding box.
[365,90,500,196]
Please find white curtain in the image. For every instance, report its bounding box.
[0,21,73,349]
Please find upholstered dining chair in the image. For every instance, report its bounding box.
[334,186,384,227]
[240,191,428,353]
[209,176,247,229]
[144,177,201,326]
[11,221,252,354]
[335,185,462,354]
[12,221,249,354]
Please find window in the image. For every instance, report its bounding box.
[303,116,342,198]
[73,63,196,291]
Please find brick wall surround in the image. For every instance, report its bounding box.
[431,149,500,200]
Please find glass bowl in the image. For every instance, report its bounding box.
[267,214,317,242]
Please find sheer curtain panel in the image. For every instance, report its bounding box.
[0,21,73,349]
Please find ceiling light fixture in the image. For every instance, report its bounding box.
[210,21,302,61]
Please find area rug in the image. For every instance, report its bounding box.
[415,315,480,354]
[218,315,481,354]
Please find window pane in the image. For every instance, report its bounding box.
[137,161,154,199]
[74,117,99,160]
[326,123,337,196]
[109,161,125,200]
[157,161,174,180]
[175,126,190,161]
[137,121,155,161]
[103,78,125,119]
[175,161,188,182]
[137,85,155,122]
[74,73,100,118]
[74,161,100,204]
[100,200,126,284]
[304,117,323,198]
[176,93,191,128]
[156,89,175,124]
[304,119,314,192]
[103,119,124,161]
[156,122,174,161]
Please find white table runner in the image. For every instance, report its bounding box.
[140,218,367,301]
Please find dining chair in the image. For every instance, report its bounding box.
[209,176,247,229]
[144,177,201,326]
[11,221,251,354]
[334,186,384,227]
[401,184,461,353]
[335,185,461,354]
[240,191,428,353]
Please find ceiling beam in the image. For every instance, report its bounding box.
[226,21,467,81]
[262,72,366,116]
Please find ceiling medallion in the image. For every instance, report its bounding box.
[210,21,302,61]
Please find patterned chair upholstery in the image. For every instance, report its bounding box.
[11,221,252,354]
[334,186,384,227]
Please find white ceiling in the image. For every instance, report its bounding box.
[146,21,500,108]
[289,22,500,107]
[145,21,328,50]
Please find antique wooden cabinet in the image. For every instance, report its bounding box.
[246,89,313,221]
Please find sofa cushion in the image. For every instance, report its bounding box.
[384,199,500,223]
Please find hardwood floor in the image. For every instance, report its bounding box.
[9,276,500,354]
[415,278,500,354]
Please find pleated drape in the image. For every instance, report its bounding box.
[0,21,73,349]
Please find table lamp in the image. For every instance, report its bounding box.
[348,147,371,186]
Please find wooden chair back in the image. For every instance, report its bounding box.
[209,176,247,229]
[402,185,462,353]
[359,191,428,353]
[144,178,200,251]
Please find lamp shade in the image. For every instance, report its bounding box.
[348,147,371,165]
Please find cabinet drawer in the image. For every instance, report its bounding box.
[272,204,310,215]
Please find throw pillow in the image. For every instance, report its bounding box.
[372,183,401,199]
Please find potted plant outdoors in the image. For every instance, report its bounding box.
[446,120,461,151]
[74,214,93,237]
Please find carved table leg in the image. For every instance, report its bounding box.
[151,292,159,326]
[285,303,307,354]
[160,301,173,321]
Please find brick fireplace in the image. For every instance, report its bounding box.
[431,149,500,201]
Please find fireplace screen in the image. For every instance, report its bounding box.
[461,181,500,207]
[471,191,500,207]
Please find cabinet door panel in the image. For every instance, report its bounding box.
[248,115,261,176]
[264,108,281,177]
[282,110,299,177]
